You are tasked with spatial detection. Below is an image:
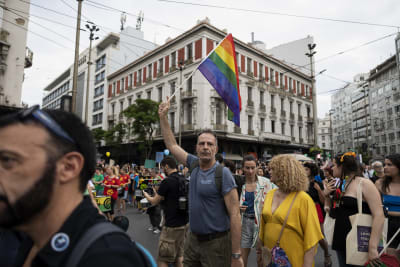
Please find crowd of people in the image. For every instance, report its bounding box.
[1,103,400,267]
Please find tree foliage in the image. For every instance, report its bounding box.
[104,123,126,146]
[123,98,160,159]
[91,128,106,143]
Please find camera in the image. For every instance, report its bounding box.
[143,187,155,196]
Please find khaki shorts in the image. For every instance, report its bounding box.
[158,224,188,263]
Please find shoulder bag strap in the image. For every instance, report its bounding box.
[276,192,299,246]
[379,227,400,257]
[65,222,126,267]
[357,179,363,214]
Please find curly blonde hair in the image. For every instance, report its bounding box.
[269,154,309,193]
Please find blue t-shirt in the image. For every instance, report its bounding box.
[187,154,237,234]
[244,191,255,215]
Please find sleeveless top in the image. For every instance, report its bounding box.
[331,196,371,251]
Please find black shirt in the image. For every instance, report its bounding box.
[157,172,188,227]
[307,180,324,205]
[14,197,146,267]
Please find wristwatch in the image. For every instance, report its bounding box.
[232,253,241,259]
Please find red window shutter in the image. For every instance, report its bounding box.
[117,80,121,94]
[253,61,258,77]
[301,83,305,96]
[134,72,137,86]
[275,72,279,86]
[195,39,202,60]
[293,80,296,94]
[108,84,112,98]
[165,56,169,73]
[178,48,184,64]
[206,38,214,54]
[143,67,147,83]
[265,67,269,81]
[284,76,288,90]
[153,62,157,78]
[241,55,245,72]
[125,76,129,90]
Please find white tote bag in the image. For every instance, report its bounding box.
[345,179,387,265]
[323,214,335,246]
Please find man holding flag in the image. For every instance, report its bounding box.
[159,33,243,267]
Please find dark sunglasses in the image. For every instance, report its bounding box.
[18,105,76,144]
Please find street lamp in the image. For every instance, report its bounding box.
[178,60,184,146]
[84,22,100,125]
[305,43,318,147]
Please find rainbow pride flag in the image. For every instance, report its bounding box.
[198,34,242,126]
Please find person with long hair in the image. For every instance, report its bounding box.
[239,155,276,267]
[303,162,332,267]
[324,152,384,267]
[375,154,400,259]
[102,166,120,221]
[258,155,323,267]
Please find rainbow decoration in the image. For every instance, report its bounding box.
[198,34,242,126]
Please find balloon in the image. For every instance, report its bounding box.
[106,152,110,157]
[164,149,170,156]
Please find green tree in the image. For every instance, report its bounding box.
[309,146,323,158]
[91,128,106,144]
[104,122,127,146]
[123,98,160,159]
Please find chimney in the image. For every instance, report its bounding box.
[251,32,254,43]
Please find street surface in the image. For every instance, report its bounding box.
[124,206,338,266]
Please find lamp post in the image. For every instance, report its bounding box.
[306,43,318,147]
[84,22,99,125]
[328,109,334,157]
[71,0,83,113]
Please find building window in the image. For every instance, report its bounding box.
[137,93,142,99]
[298,103,302,114]
[290,125,294,137]
[95,71,105,84]
[148,64,152,79]
[259,63,263,78]
[187,103,192,124]
[92,113,103,126]
[147,90,151,99]
[138,69,142,83]
[248,87,252,102]
[95,55,106,71]
[128,97,132,106]
[299,126,303,139]
[159,58,164,73]
[94,84,104,98]
[322,135,325,141]
[322,143,326,148]
[187,43,193,59]
[170,82,175,96]
[260,91,264,106]
[271,120,275,133]
[307,106,311,118]
[187,76,192,92]
[247,57,252,74]
[271,94,275,108]
[120,101,124,113]
[289,101,293,114]
[289,77,292,90]
[281,123,285,135]
[216,101,222,125]
[270,68,274,83]
[171,51,176,67]
[260,118,265,132]
[112,82,116,95]
[121,78,125,91]
[111,103,115,115]
[129,73,133,87]
[248,115,253,131]
[281,98,284,111]
[158,86,163,102]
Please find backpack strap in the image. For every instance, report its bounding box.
[65,222,125,267]
[276,192,299,247]
[188,159,200,176]
[215,164,224,195]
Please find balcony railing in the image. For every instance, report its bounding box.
[298,115,303,121]
[183,124,194,131]
[248,129,254,135]
[259,104,266,111]
[214,124,227,131]
[281,110,286,117]
[108,114,115,121]
[271,107,276,114]
[247,100,254,107]
[290,113,295,120]
[234,126,241,134]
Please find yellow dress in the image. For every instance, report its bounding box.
[259,189,323,267]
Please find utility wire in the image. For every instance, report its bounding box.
[18,0,76,19]
[157,0,400,29]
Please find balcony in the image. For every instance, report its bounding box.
[298,115,303,121]
[307,117,313,123]
[299,138,304,144]
[247,100,254,107]
[248,129,254,135]
[281,110,286,117]
[181,91,195,99]
[270,107,276,114]
[214,124,227,131]
[108,114,116,121]
[259,104,266,112]
[185,57,193,65]
[25,47,33,68]
[290,113,295,120]
[261,132,291,142]
[157,71,164,78]
[183,124,194,131]
[247,71,254,78]
[170,65,177,72]
[234,126,241,134]
[291,137,295,142]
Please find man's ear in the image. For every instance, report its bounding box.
[56,152,85,184]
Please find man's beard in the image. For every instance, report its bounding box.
[0,159,56,229]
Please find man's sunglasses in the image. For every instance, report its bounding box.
[18,105,76,144]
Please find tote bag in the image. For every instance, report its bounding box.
[323,214,335,246]
[346,180,387,265]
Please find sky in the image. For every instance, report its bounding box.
[20,0,400,118]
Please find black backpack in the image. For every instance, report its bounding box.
[188,160,243,198]
[169,172,189,212]
[65,222,156,267]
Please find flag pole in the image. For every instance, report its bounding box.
[168,33,231,102]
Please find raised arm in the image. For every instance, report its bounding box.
[158,97,188,164]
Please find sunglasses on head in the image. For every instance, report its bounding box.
[18,105,76,144]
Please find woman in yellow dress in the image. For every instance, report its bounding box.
[258,154,323,267]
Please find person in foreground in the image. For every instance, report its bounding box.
[0,106,146,267]
[159,98,243,267]
[324,152,384,267]
[258,154,323,267]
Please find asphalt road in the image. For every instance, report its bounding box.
[124,206,339,266]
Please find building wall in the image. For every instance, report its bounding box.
[107,22,314,155]
[0,0,31,107]
[318,115,332,151]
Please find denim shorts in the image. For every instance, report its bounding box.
[241,215,256,248]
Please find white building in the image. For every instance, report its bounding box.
[0,0,33,108]
[107,21,314,160]
[42,26,157,129]
[318,114,332,153]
